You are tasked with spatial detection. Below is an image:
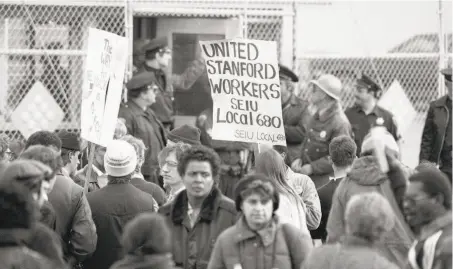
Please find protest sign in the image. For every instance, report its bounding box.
[81,27,127,147]
[199,39,286,146]
[377,79,417,135]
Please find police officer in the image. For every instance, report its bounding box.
[118,72,166,186]
[196,107,252,199]
[420,67,452,181]
[345,74,400,155]
[139,37,206,130]
[279,65,311,164]
[291,74,352,188]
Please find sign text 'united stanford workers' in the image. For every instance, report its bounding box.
[199,39,286,146]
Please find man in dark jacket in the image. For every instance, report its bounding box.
[138,37,206,130]
[57,130,80,179]
[345,74,400,155]
[24,130,97,268]
[279,64,311,163]
[291,74,352,188]
[84,140,157,269]
[119,72,166,185]
[420,67,452,181]
[159,145,237,269]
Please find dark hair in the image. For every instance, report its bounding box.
[122,213,171,255]
[107,174,132,184]
[272,145,290,165]
[61,148,77,166]
[20,145,62,179]
[409,168,452,209]
[234,173,279,212]
[26,131,62,151]
[177,145,220,179]
[329,135,357,167]
[0,181,37,229]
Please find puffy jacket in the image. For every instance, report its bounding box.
[327,156,415,267]
[208,216,313,269]
[48,172,97,265]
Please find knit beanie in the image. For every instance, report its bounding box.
[121,213,171,255]
[167,124,201,145]
[56,130,80,151]
[104,140,137,177]
[234,173,279,212]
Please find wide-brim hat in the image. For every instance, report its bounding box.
[309,74,342,100]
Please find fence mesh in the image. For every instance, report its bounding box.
[0,4,125,141]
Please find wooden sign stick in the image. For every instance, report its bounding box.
[83,142,96,195]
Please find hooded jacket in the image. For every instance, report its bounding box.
[326,156,415,268]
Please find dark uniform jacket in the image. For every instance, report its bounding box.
[159,187,237,269]
[420,95,452,179]
[140,59,205,127]
[84,183,157,269]
[118,101,166,183]
[48,172,97,265]
[345,104,400,155]
[282,95,311,163]
[300,103,352,188]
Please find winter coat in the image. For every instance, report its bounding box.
[27,223,67,268]
[282,95,311,163]
[48,172,97,265]
[0,228,63,269]
[326,156,415,267]
[110,253,178,269]
[74,164,103,193]
[299,103,352,188]
[84,183,157,269]
[118,101,166,184]
[286,167,321,230]
[131,175,166,206]
[275,193,311,236]
[158,187,237,269]
[207,216,313,269]
[408,211,452,269]
[302,235,399,269]
[420,95,452,179]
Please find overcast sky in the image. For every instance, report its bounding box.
[297,1,452,55]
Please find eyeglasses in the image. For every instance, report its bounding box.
[162,160,178,168]
[403,195,433,206]
[159,48,172,55]
[147,84,159,93]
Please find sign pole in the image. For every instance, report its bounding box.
[83,142,96,195]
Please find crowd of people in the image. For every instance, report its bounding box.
[0,36,451,269]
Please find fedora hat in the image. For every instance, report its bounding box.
[309,74,342,100]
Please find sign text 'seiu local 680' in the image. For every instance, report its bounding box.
[199,39,286,146]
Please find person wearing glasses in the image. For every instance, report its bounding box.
[420,67,452,182]
[119,72,167,186]
[139,36,206,130]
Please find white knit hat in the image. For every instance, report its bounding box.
[104,140,137,177]
[361,128,399,154]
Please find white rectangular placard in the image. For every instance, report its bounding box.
[199,39,286,146]
[81,28,128,146]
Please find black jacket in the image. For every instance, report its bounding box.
[84,183,157,269]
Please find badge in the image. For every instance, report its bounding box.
[320,130,326,138]
[376,117,384,125]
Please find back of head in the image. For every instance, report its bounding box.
[56,130,80,152]
[345,192,395,242]
[168,124,201,146]
[329,135,357,168]
[2,159,52,194]
[409,168,452,209]
[122,213,171,255]
[0,180,36,229]
[20,145,62,178]
[25,131,62,152]
[120,135,146,170]
[104,140,137,178]
[177,145,220,179]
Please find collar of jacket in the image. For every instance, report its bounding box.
[144,64,164,75]
[354,104,383,117]
[434,95,451,108]
[316,102,341,122]
[170,187,222,224]
[0,228,30,247]
[233,216,278,247]
[419,210,452,241]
